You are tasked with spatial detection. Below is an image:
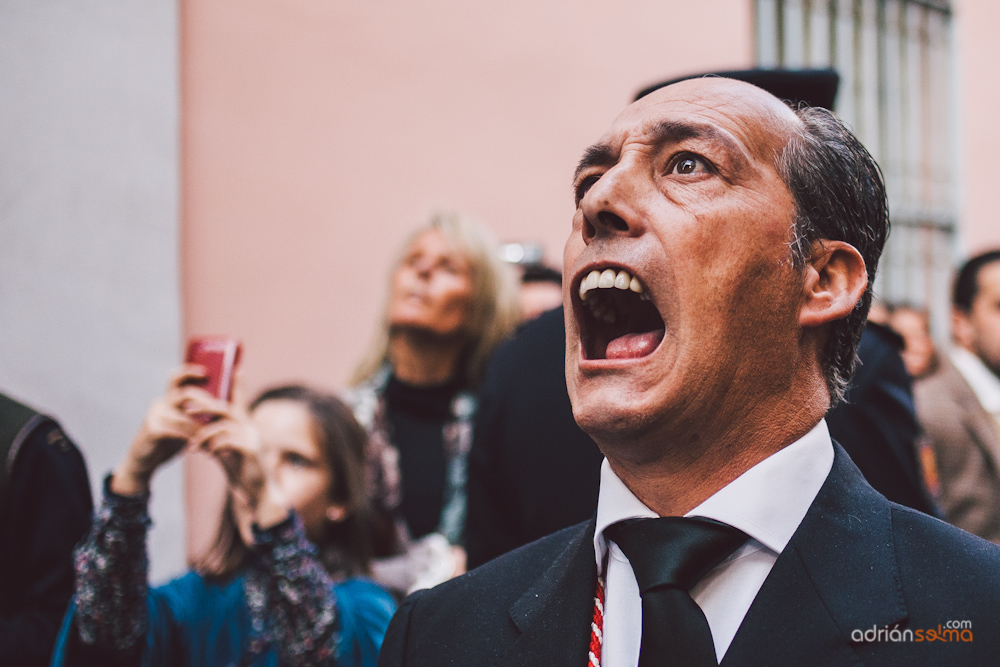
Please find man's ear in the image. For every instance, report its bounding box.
[799,240,868,328]
[952,307,975,349]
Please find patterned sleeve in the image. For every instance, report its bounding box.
[73,475,153,651]
[243,513,340,666]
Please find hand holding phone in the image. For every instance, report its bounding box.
[184,336,243,401]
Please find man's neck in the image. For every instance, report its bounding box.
[388,330,465,386]
[956,342,1000,380]
[603,398,827,517]
[951,345,1000,415]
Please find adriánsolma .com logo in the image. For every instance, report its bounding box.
[851,621,973,644]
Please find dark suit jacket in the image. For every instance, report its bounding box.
[827,322,938,516]
[380,444,1000,666]
[466,307,603,568]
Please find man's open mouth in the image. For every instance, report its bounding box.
[576,267,665,360]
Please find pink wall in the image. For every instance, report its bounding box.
[180,0,753,559]
[955,0,1000,255]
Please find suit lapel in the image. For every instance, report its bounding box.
[722,444,906,667]
[497,518,598,667]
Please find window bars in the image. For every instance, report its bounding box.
[756,0,956,341]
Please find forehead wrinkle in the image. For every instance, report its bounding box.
[643,83,800,168]
[643,118,752,172]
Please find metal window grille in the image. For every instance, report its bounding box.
[755,0,956,340]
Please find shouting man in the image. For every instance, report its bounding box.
[378,78,1000,666]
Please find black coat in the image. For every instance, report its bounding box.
[466,308,603,568]
[827,322,938,516]
[0,414,92,666]
[380,444,1000,666]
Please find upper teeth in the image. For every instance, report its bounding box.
[579,268,645,300]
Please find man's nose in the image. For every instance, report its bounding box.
[578,165,645,244]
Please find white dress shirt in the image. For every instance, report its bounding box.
[593,419,834,666]
[951,346,1000,418]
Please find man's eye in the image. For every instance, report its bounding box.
[670,154,709,175]
[575,175,601,204]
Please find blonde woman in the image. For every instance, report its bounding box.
[348,211,519,595]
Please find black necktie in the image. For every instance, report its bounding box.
[604,517,748,667]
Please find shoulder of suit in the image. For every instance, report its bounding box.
[0,393,82,473]
[19,419,83,464]
[416,520,591,602]
[891,503,1000,575]
[914,359,968,407]
[484,308,565,377]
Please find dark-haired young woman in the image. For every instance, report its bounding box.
[52,370,394,667]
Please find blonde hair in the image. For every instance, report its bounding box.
[351,211,520,388]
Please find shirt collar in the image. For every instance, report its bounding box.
[594,419,834,573]
[950,347,1000,416]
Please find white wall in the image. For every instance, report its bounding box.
[0,1,184,581]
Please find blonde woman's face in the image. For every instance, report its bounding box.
[252,399,345,543]
[388,229,475,337]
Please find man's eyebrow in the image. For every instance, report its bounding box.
[573,144,617,182]
[647,120,746,160]
[573,120,750,183]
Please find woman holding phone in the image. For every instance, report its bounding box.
[53,371,394,667]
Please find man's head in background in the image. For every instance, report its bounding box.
[518,265,563,322]
[953,249,1000,377]
[562,77,887,509]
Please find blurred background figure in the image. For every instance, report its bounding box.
[54,372,394,667]
[915,250,1000,544]
[888,304,939,380]
[499,242,564,323]
[866,300,891,326]
[826,319,939,516]
[0,393,92,667]
[465,307,603,569]
[347,212,519,595]
[516,265,563,323]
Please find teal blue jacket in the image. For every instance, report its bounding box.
[51,573,394,667]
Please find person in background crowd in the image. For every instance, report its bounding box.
[826,319,938,515]
[466,307,603,569]
[379,77,1000,667]
[915,249,1000,543]
[866,299,891,325]
[53,371,394,667]
[347,211,519,595]
[0,393,92,667]
[887,304,939,380]
[517,265,564,322]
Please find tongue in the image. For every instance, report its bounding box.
[605,329,665,360]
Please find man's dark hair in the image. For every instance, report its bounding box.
[953,250,1000,312]
[777,106,890,405]
[521,264,562,286]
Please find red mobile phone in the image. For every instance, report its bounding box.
[184,336,243,401]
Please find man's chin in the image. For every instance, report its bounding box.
[572,398,660,448]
